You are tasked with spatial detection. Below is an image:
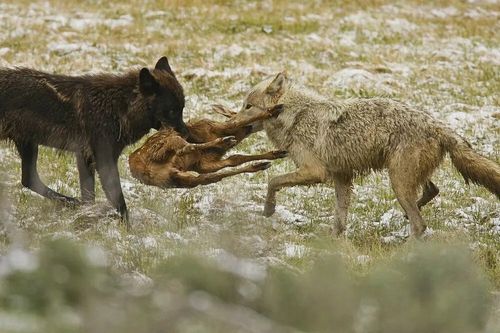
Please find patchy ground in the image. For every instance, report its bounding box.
[0,0,499,331]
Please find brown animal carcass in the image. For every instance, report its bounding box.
[129,104,287,188]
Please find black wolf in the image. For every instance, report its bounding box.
[0,57,188,225]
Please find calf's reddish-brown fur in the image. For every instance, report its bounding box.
[129,104,287,188]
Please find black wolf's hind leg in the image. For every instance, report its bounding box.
[417,181,439,210]
[15,142,79,205]
[76,151,95,203]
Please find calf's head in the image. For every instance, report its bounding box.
[139,57,189,137]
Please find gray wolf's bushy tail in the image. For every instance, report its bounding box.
[448,139,500,199]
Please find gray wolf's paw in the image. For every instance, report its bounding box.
[332,223,345,237]
[263,202,276,217]
[410,224,427,239]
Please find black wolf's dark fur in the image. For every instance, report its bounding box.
[0,57,188,226]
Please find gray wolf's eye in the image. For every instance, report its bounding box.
[245,103,253,110]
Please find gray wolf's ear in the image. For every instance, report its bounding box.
[139,68,159,95]
[155,56,175,76]
[265,72,287,95]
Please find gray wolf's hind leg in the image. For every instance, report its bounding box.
[389,168,427,238]
[15,141,79,205]
[417,180,439,209]
[332,175,353,236]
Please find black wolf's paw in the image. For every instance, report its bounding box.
[271,150,288,159]
[60,196,81,207]
[268,104,285,117]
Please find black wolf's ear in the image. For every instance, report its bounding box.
[266,71,287,96]
[139,68,159,95]
[155,56,175,76]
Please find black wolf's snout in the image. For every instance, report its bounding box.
[176,122,190,138]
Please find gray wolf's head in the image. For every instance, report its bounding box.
[236,72,288,132]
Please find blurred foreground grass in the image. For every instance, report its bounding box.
[0,238,494,333]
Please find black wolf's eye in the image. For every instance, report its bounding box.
[245,103,252,110]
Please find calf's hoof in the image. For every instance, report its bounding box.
[220,136,238,148]
[271,150,288,159]
[249,162,271,172]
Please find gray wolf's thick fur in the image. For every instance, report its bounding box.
[240,73,500,237]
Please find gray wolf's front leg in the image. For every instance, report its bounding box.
[263,167,326,217]
[332,176,353,236]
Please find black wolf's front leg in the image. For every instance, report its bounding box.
[94,145,129,228]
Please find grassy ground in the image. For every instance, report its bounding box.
[0,0,499,331]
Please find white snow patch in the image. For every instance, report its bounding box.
[356,255,371,265]
[343,11,378,26]
[211,249,267,281]
[69,15,133,31]
[0,47,10,56]
[386,18,417,33]
[431,7,460,18]
[376,208,404,228]
[183,67,253,79]
[121,271,154,296]
[142,236,158,250]
[47,41,98,55]
[0,248,39,277]
[85,246,108,267]
[164,231,188,244]
[328,68,400,95]
[338,31,357,48]
[275,205,308,225]
[284,243,308,258]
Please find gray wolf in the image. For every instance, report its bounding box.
[238,72,500,237]
[0,57,188,225]
[129,104,287,188]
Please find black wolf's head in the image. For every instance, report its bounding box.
[139,56,189,137]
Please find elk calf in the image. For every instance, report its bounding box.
[129,104,287,188]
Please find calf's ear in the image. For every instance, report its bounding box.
[265,71,287,96]
[155,56,175,76]
[139,68,159,95]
